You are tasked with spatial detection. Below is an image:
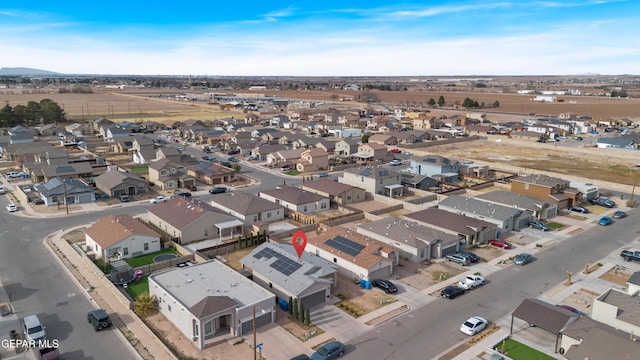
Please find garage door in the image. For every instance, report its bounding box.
[240,312,271,336]
[299,290,326,308]
[440,242,457,257]
[368,267,391,281]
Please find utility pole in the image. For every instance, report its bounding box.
[63,178,69,215]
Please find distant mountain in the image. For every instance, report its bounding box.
[0,67,64,76]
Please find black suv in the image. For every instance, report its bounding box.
[88,309,111,331]
[590,197,616,208]
[568,206,589,214]
[372,279,398,294]
[209,186,227,194]
[458,251,480,263]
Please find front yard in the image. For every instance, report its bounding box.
[493,338,555,360]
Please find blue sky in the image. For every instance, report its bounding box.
[1,1,638,76]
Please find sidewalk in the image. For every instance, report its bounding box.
[46,228,175,360]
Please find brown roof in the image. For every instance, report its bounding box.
[211,191,283,215]
[562,317,639,360]
[148,197,233,229]
[302,178,358,196]
[512,298,579,334]
[309,227,395,270]
[404,207,495,236]
[260,185,326,205]
[85,214,159,248]
[189,296,237,317]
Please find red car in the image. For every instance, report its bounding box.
[390,149,401,153]
[488,239,512,249]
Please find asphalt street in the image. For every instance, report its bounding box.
[343,210,640,360]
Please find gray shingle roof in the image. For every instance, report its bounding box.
[404,207,495,235]
[210,191,283,215]
[439,195,522,221]
[356,217,459,248]
[148,197,238,230]
[260,185,326,205]
[476,190,553,211]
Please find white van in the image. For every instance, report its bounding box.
[23,314,47,342]
[6,171,20,179]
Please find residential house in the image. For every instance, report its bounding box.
[334,138,360,156]
[400,173,437,190]
[476,190,558,220]
[596,137,637,149]
[404,207,497,247]
[589,272,640,341]
[306,227,397,281]
[352,143,388,162]
[187,161,235,186]
[409,155,460,183]
[560,317,639,360]
[295,148,329,173]
[314,139,336,154]
[241,242,337,308]
[31,162,95,183]
[301,179,366,205]
[438,195,532,233]
[149,260,276,349]
[367,134,397,146]
[210,191,284,226]
[84,214,161,261]
[340,165,403,197]
[148,159,195,191]
[356,217,461,262]
[155,147,182,163]
[510,174,581,209]
[104,127,131,142]
[32,177,96,206]
[112,139,134,154]
[265,148,304,166]
[93,118,114,133]
[94,170,148,198]
[65,123,92,136]
[259,185,330,214]
[147,197,243,244]
[251,143,289,160]
[38,124,64,137]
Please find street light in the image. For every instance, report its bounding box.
[253,305,268,360]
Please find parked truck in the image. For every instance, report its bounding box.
[39,347,62,360]
[620,250,640,262]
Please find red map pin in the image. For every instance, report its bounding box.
[292,231,308,260]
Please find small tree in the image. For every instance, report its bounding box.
[292,298,298,320]
[288,296,293,316]
[135,293,159,317]
[297,301,305,323]
[437,95,445,107]
[304,306,311,327]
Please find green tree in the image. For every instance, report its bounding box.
[361,133,370,143]
[232,163,241,172]
[0,104,15,127]
[12,105,27,126]
[24,101,41,126]
[304,306,310,327]
[427,98,436,106]
[288,296,293,316]
[292,298,298,320]
[437,95,445,107]
[134,293,159,317]
[39,99,65,125]
[297,301,305,323]
[493,100,500,108]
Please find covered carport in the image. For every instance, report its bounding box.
[511,298,580,353]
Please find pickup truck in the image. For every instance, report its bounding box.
[621,250,640,262]
[39,347,62,360]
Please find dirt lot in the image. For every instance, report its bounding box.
[599,264,631,287]
[561,288,601,314]
[332,273,396,317]
[395,259,465,291]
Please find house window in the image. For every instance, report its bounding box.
[144,243,149,251]
[524,183,529,190]
[316,250,319,256]
[333,257,337,263]
[320,203,327,209]
[269,282,273,288]
[347,196,351,200]
[303,206,307,212]
[267,212,271,218]
[254,216,258,222]
[123,247,129,256]
[160,170,167,176]
[361,177,364,182]
[204,229,208,237]
[168,305,171,312]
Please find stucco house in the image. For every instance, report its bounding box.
[241,242,337,308]
[32,177,96,206]
[148,158,196,191]
[295,148,329,173]
[404,207,497,247]
[334,138,360,156]
[94,170,148,198]
[209,191,284,226]
[356,217,461,262]
[147,197,243,245]
[340,165,404,197]
[409,155,460,183]
[84,214,161,262]
[438,195,532,233]
[258,185,330,214]
[301,178,366,205]
[510,174,581,209]
[476,190,558,220]
[149,260,276,349]
[306,227,398,281]
[352,143,388,161]
[187,161,236,186]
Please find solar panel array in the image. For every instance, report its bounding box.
[253,247,302,276]
[326,236,365,257]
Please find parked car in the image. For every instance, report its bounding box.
[311,341,345,360]
[612,211,628,219]
[390,149,401,153]
[528,220,550,231]
[33,198,45,205]
[87,309,112,331]
[372,279,398,294]
[458,275,485,290]
[150,196,169,204]
[514,253,533,265]
[590,197,616,208]
[118,194,130,202]
[6,203,18,212]
[460,316,488,336]
[0,186,5,194]
[290,355,311,360]
[5,171,21,179]
[174,192,192,198]
[316,172,329,178]
[441,285,466,299]
[209,186,227,194]
[186,185,197,191]
[568,206,589,214]
[227,149,240,155]
[459,251,480,263]
[228,156,239,162]
[220,161,233,168]
[389,159,402,166]
[598,216,612,226]
[246,155,258,161]
[445,253,471,266]
[488,239,512,249]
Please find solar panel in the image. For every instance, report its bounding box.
[326,236,365,257]
[253,247,302,276]
[359,168,371,176]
